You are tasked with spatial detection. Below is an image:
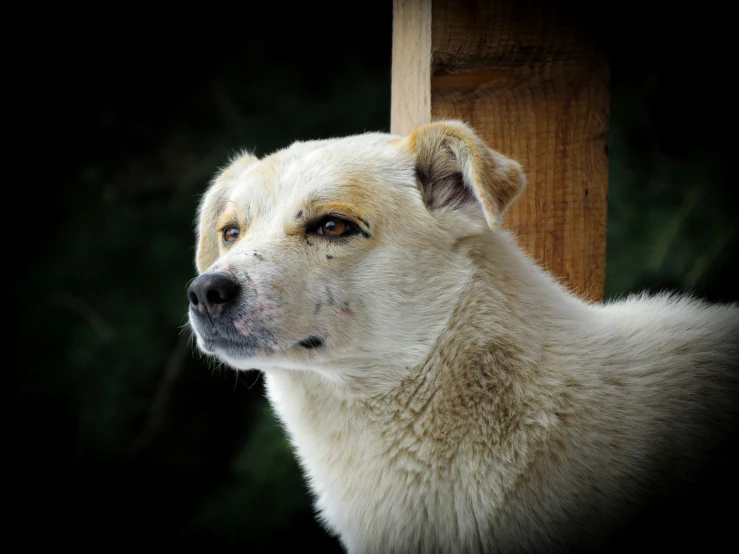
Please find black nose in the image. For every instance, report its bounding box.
[188,273,241,318]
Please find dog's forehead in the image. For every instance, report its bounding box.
[228,133,410,209]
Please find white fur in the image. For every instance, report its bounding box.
[189,121,739,553]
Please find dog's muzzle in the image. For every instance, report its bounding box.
[187,271,325,356]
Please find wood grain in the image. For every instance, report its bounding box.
[392,0,609,302]
[391,0,432,135]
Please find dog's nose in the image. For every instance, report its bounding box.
[188,273,241,318]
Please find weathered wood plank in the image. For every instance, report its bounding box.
[391,0,432,135]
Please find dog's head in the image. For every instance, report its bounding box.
[188,120,525,382]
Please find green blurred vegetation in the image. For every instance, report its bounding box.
[607,75,736,301]
[13,2,736,551]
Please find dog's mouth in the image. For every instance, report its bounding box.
[297,336,324,349]
[197,327,325,357]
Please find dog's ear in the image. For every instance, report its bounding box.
[195,153,259,273]
[401,120,526,228]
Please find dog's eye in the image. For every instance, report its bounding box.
[222,225,240,244]
[309,217,359,238]
[317,219,347,236]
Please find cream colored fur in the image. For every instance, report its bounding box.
[188,121,739,553]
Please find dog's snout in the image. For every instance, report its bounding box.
[188,273,241,317]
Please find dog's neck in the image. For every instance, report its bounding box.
[260,231,596,550]
[262,229,588,453]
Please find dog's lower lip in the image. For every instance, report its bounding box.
[204,334,264,353]
[298,336,324,349]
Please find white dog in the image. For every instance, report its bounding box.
[187,120,739,553]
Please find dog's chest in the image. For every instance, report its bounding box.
[263,370,527,551]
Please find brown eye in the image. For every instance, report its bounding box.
[316,218,347,236]
[222,225,240,243]
[307,215,362,239]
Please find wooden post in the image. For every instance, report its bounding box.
[392,0,609,302]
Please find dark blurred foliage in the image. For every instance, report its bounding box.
[12,1,736,551]
[606,1,737,302]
